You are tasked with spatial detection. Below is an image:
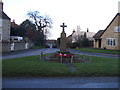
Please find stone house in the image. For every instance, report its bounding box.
[0,1,11,42]
[0,1,11,52]
[93,13,120,50]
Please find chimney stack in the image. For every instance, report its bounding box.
[0,0,3,11]
[77,25,81,31]
[87,28,89,32]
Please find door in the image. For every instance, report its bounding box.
[98,39,101,48]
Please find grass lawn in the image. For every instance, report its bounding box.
[74,48,119,54]
[72,55,119,76]
[2,55,70,77]
[2,55,119,77]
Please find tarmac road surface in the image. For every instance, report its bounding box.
[2,48,59,59]
[2,48,119,59]
[2,77,118,88]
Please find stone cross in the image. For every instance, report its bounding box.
[60,23,67,32]
[60,23,67,52]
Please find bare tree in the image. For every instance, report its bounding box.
[27,11,53,46]
[27,11,52,33]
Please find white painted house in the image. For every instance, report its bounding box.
[72,26,95,43]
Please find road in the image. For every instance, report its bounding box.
[68,49,119,59]
[2,77,118,88]
[2,48,59,59]
[2,48,119,59]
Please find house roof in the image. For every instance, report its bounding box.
[67,30,75,38]
[104,13,120,32]
[93,30,105,38]
[11,21,19,28]
[93,13,120,39]
[67,35,72,38]
[2,11,10,20]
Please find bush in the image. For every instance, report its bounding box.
[67,42,80,48]
[81,38,90,47]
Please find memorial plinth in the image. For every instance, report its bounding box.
[60,23,67,52]
[60,30,67,52]
[41,23,87,63]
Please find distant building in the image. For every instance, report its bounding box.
[11,20,19,28]
[46,39,56,48]
[10,20,23,42]
[93,13,120,50]
[67,26,95,43]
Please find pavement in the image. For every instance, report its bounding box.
[2,77,119,88]
[63,63,77,72]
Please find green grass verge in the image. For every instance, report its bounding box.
[2,55,119,77]
[74,48,119,54]
[2,55,70,77]
[72,55,119,76]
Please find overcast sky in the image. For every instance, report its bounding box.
[3,0,120,39]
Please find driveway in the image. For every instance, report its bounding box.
[2,77,118,88]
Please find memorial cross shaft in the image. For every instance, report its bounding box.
[60,23,67,32]
[60,23,67,52]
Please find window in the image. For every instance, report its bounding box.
[114,26,120,32]
[0,19,2,26]
[106,38,117,46]
[113,39,116,46]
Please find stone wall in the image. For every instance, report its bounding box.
[1,42,10,52]
[11,42,34,51]
[1,42,34,53]
[13,42,26,51]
